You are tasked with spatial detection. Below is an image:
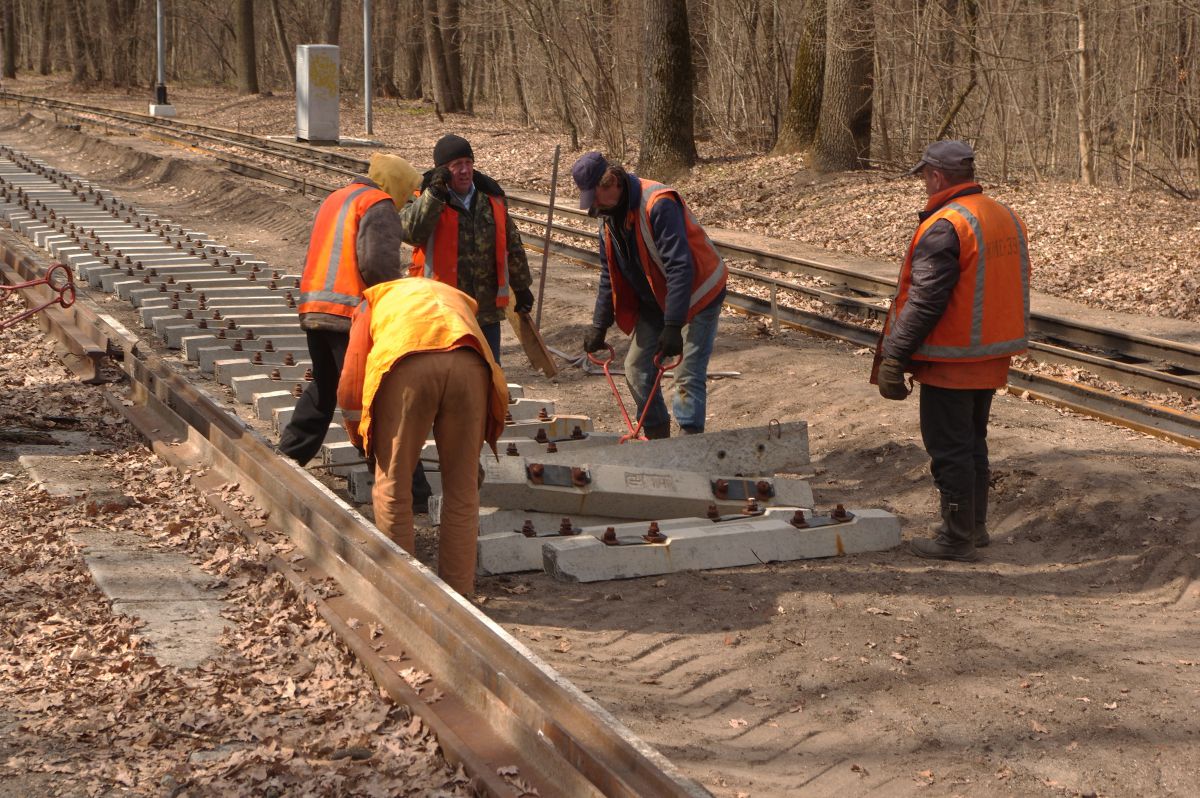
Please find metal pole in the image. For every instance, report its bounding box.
[534,144,561,330]
[155,0,168,105]
[363,0,373,135]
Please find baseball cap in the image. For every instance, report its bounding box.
[572,151,609,210]
[907,140,975,175]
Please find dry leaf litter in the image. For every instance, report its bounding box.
[0,293,470,796]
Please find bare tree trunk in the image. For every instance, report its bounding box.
[64,0,88,82]
[1075,0,1096,185]
[812,0,874,171]
[323,0,342,46]
[639,0,697,180]
[439,0,465,111]
[269,0,295,89]
[376,0,401,97]
[2,2,16,80]
[774,0,826,153]
[503,8,530,126]
[236,0,259,95]
[422,0,456,112]
[37,0,51,75]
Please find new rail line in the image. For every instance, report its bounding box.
[0,150,710,796]
[8,90,1193,446]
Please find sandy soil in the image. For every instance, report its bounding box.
[1,106,1198,798]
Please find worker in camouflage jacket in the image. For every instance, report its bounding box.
[400,134,534,363]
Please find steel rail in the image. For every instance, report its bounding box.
[5,91,1198,437]
[0,233,710,797]
[12,88,1200,384]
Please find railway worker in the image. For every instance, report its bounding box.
[337,276,508,596]
[399,134,535,363]
[875,140,1030,562]
[572,151,727,439]
[279,154,435,508]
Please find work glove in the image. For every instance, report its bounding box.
[514,287,534,314]
[427,166,452,202]
[657,323,684,358]
[582,325,608,353]
[877,356,911,400]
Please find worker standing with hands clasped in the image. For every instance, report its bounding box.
[338,277,509,596]
[400,134,534,363]
[875,140,1031,562]
[571,152,727,438]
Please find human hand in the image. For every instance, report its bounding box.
[427,166,452,201]
[582,325,608,353]
[514,287,534,314]
[877,357,911,400]
[657,323,683,358]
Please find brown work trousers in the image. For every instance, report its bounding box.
[371,348,489,595]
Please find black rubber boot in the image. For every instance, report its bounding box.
[643,422,671,440]
[911,494,979,562]
[412,462,433,515]
[973,472,990,547]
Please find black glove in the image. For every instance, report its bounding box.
[877,356,911,400]
[514,287,534,314]
[657,323,683,358]
[427,166,452,201]
[582,325,608,353]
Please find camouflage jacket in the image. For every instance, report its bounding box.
[400,170,531,326]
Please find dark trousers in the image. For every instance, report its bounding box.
[279,328,431,503]
[480,321,501,363]
[279,329,348,466]
[918,384,994,504]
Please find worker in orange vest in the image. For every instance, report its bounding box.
[400,135,534,363]
[338,277,508,596]
[876,140,1031,561]
[572,152,727,439]
[279,154,434,509]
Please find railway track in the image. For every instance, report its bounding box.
[0,146,709,796]
[5,89,1200,442]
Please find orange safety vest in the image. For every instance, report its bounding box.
[885,190,1030,362]
[604,178,727,334]
[337,278,509,457]
[298,183,393,318]
[409,194,510,309]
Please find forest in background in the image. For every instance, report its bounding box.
[2,1,1200,194]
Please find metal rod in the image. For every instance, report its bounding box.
[155,0,168,105]
[534,144,560,330]
[363,0,373,135]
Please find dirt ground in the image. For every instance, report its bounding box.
[1,108,1198,798]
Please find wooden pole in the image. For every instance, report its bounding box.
[534,144,560,330]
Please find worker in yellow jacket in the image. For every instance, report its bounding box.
[338,277,508,595]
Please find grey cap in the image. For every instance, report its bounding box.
[907,140,975,175]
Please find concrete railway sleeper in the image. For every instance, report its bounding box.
[0,159,711,797]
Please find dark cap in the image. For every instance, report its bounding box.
[572,151,609,210]
[907,140,975,175]
[433,134,474,167]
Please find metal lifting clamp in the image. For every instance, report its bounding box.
[0,262,75,331]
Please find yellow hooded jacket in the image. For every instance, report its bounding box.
[337,278,508,457]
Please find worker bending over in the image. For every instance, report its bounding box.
[338,277,508,596]
[572,151,727,438]
[876,140,1031,561]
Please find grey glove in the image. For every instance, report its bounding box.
[657,323,683,358]
[877,357,911,401]
[427,166,452,202]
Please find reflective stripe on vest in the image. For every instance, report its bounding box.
[411,195,510,308]
[298,184,391,317]
[891,194,1030,362]
[605,179,727,333]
